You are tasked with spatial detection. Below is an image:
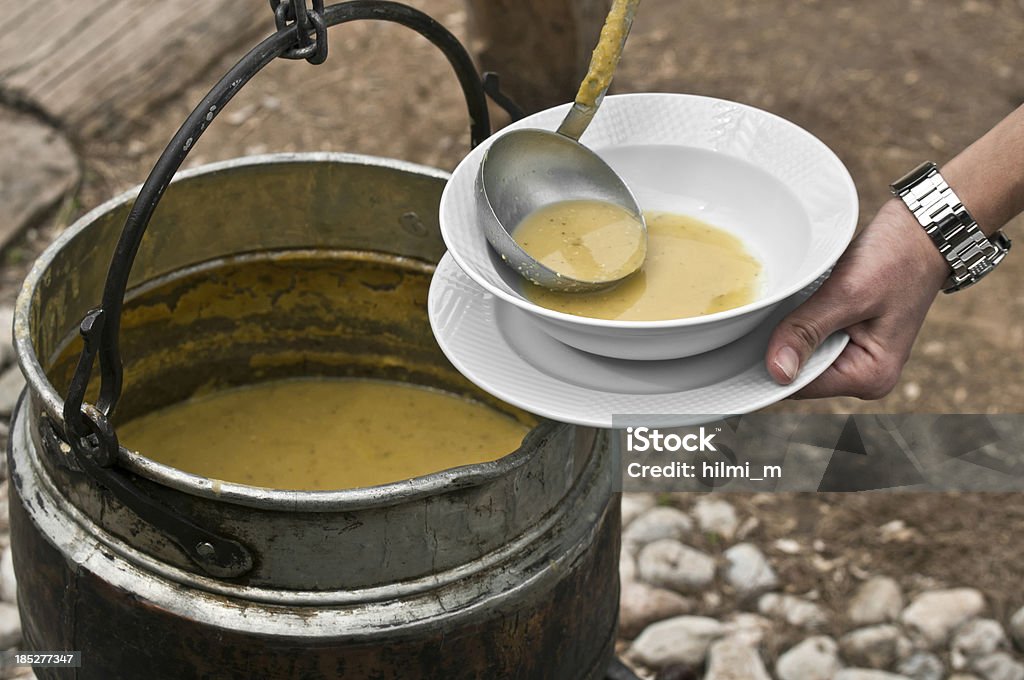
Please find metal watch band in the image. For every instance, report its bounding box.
[890,161,1011,293]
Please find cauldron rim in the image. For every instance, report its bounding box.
[14,151,562,512]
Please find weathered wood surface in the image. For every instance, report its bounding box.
[465,0,612,114]
[0,0,270,249]
[0,109,78,249]
[0,0,268,137]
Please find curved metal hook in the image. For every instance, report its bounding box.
[65,1,491,441]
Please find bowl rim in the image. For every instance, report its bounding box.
[440,92,859,329]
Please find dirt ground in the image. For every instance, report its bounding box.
[38,0,1024,414]
[2,0,1022,635]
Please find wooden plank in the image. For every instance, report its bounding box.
[464,0,612,114]
[0,6,90,65]
[0,0,268,136]
[0,108,78,249]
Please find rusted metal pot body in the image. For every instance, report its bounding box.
[9,154,619,679]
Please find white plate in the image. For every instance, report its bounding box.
[429,253,848,428]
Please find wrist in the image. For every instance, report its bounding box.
[887,159,1012,293]
[939,104,1024,235]
[878,198,950,292]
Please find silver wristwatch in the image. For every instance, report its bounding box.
[890,161,1011,293]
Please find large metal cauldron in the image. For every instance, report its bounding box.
[8,5,623,676]
[9,152,619,678]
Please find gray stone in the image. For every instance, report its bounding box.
[723,543,778,596]
[0,601,21,648]
[705,638,771,680]
[972,652,1024,680]
[621,493,657,528]
[622,506,694,554]
[0,365,26,417]
[949,675,982,680]
[620,550,637,583]
[901,588,986,647]
[0,305,14,369]
[897,652,945,680]
[758,593,829,630]
[618,581,694,639]
[722,613,774,648]
[951,619,1008,669]
[637,539,715,593]
[776,636,842,680]
[0,473,7,518]
[839,625,912,670]
[835,671,910,680]
[773,538,803,555]
[1008,606,1024,651]
[735,516,760,541]
[878,520,919,543]
[628,615,724,668]
[693,497,739,540]
[0,544,16,604]
[702,589,723,611]
[849,576,905,625]
[0,110,79,251]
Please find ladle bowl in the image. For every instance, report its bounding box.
[477,128,646,292]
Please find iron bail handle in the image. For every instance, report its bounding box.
[60,0,502,579]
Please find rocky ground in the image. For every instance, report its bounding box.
[617,494,1024,680]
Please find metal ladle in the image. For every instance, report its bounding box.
[477,0,644,293]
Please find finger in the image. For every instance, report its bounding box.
[790,346,862,399]
[792,339,900,400]
[765,276,872,385]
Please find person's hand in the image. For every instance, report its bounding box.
[765,199,952,399]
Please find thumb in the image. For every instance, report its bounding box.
[765,280,869,385]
